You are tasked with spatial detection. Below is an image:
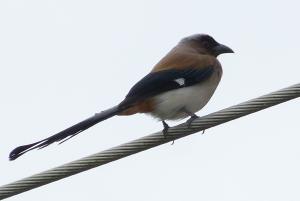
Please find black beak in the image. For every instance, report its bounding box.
[214,43,234,56]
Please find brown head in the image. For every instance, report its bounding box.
[180,34,234,57]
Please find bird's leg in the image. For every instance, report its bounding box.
[182,108,199,128]
[162,121,176,144]
[162,120,169,137]
[162,121,175,144]
[186,114,199,128]
[183,109,205,133]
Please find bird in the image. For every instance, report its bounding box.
[9,34,233,160]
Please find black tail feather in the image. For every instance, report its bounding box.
[9,106,121,161]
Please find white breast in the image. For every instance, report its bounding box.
[149,68,222,120]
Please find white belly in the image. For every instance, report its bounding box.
[149,77,221,120]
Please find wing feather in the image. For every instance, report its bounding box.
[119,67,214,109]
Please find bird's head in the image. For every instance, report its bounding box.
[181,34,234,57]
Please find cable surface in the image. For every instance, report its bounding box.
[0,83,299,200]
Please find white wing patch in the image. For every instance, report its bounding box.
[174,78,185,86]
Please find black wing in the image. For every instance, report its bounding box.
[119,66,214,108]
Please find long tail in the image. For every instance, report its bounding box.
[9,106,122,161]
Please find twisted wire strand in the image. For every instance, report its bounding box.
[0,83,299,200]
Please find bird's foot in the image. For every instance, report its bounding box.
[162,121,175,144]
[162,120,170,137]
[186,114,199,128]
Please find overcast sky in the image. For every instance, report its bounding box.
[1,0,299,200]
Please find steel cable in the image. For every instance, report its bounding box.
[0,83,299,200]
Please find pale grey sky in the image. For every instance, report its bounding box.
[0,0,299,200]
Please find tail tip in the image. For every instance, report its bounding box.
[9,144,34,161]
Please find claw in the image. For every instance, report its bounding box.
[162,120,169,137]
[162,121,175,144]
[186,114,199,128]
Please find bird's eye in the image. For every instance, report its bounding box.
[202,41,211,48]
